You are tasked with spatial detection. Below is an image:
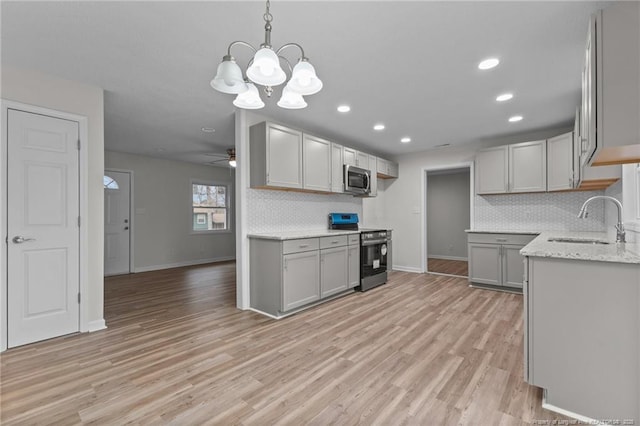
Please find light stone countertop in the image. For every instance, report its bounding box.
[520,231,640,264]
[465,229,540,235]
[247,229,361,241]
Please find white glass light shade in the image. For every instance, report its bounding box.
[233,83,265,109]
[247,47,287,86]
[277,86,307,109]
[228,158,237,168]
[287,61,323,95]
[211,59,248,94]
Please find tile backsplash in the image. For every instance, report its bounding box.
[247,189,362,233]
[474,190,606,231]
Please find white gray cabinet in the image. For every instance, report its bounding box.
[475,146,508,194]
[250,121,303,189]
[283,250,320,311]
[368,154,377,197]
[250,234,358,317]
[356,151,369,169]
[467,233,536,290]
[524,255,640,420]
[547,131,575,191]
[302,133,331,192]
[508,140,547,193]
[377,157,399,179]
[347,234,360,288]
[343,147,357,166]
[476,141,546,194]
[331,143,344,193]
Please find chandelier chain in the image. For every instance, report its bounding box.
[263,0,273,23]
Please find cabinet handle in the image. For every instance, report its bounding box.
[331,240,339,244]
[299,244,309,248]
[496,238,508,242]
[284,259,288,270]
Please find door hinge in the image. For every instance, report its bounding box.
[78,292,81,304]
[78,216,81,227]
[77,139,81,150]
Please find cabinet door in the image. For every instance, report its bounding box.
[356,151,369,169]
[266,123,303,189]
[547,132,574,191]
[368,154,377,197]
[343,147,357,166]
[468,243,501,286]
[502,244,525,289]
[320,247,348,298]
[331,143,344,193]
[302,134,331,192]
[387,161,399,178]
[475,146,508,194]
[282,251,320,311]
[509,140,547,193]
[580,12,598,168]
[376,157,389,176]
[347,244,360,288]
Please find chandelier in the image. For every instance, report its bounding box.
[210,0,323,110]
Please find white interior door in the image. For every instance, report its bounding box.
[7,109,80,348]
[104,170,131,276]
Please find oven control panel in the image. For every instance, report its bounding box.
[361,231,387,240]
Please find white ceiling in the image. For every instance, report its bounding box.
[1,1,611,165]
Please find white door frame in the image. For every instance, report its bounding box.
[104,168,134,275]
[1,99,89,352]
[421,162,475,274]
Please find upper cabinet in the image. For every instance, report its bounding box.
[302,134,331,192]
[377,157,399,179]
[547,132,575,192]
[476,141,546,195]
[581,3,640,166]
[509,140,547,193]
[250,121,303,190]
[250,121,397,196]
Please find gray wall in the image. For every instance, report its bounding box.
[105,151,235,272]
[427,170,470,260]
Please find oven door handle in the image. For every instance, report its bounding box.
[361,239,387,246]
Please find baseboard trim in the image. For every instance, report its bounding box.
[133,256,236,273]
[427,271,468,279]
[87,319,107,332]
[392,265,423,273]
[541,389,596,423]
[428,255,468,261]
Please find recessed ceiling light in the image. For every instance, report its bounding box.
[337,105,351,113]
[201,127,216,133]
[508,115,523,122]
[400,137,412,143]
[373,123,385,131]
[496,93,513,102]
[478,58,500,70]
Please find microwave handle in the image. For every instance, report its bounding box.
[364,172,370,192]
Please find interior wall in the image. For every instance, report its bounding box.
[427,170,470,260]
[105,150,236,272]
[1,65,105,330]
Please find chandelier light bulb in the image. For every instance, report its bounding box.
[288,60,323,95]
[233,83,265,109]
[277,86,307,109]
[247,47,286,86]
[211,57,248,94]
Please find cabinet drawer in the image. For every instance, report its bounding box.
[467,233,536,246]
[283,238,320,254]
[348,234,360,245]
[320,235,348,249]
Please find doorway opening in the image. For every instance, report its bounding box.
[425,166,472,277]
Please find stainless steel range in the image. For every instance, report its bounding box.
[328,213,388,292]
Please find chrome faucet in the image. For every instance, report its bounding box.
[577,196,626,243]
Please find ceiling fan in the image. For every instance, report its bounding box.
[205,148,236,168]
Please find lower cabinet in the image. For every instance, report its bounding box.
[250,234,359,317]
[283,250,320,311]
[467,233,536,290]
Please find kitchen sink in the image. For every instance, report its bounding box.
[547,237,610,245]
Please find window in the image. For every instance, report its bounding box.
[192,183,229,231]
[103,175,119,189]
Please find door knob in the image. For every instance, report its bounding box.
[12,236,36,244]
[124,227,129,230]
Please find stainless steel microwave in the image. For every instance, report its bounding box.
[344,164,371,195]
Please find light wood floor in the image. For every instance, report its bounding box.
[428,258,469,277]
[0,262,570,425]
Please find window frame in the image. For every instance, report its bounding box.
[190,180,232,234]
